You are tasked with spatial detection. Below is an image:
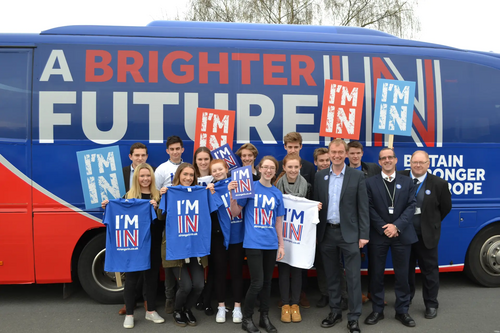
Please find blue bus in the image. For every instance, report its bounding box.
[0,21,499,303]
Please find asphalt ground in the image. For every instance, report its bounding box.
[0,272,499,333]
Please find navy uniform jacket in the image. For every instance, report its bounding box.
[399,170,452,249]
[365,173,418,245]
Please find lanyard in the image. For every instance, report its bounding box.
[413,173,427,197]
[382,179,396,207]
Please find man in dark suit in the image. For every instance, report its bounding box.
[314,139,369,333]
[399,150,452,319]
[346,141,381,304]
[364,147,418,327]
[347,141,381,178]
[123,142,149,192]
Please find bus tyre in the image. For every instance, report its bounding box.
[465,224,500,287]
[77,233,124,303]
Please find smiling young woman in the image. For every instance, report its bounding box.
[229,156,285,333]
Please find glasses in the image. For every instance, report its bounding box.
[411,161,429,166]
[379,156,395,161]
[260,166,276,170]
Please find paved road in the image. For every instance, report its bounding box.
[1,273,499,333]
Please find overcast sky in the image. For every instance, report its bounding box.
[1,0,499,53]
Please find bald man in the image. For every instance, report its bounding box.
[399,150,451,319]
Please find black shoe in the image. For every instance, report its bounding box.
[316,295,329,308]
[184,309,197,326]
[173,310,187,327]
[259,312,277,333]
[321,312,342,328]
[242,317,261,333]
[347,320,361,333]
[341,297,348,311]
[425,307,437,319]
[364,311,384,325]
[205,306,214,316]
[195,301,204,311]
[395,313,416,327]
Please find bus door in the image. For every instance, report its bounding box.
[0,48,34,283]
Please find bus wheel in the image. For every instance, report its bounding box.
[465,224,500,287]
[78,233,124,303]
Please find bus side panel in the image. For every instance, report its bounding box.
[33,211,102,283]
[0,49,34,284]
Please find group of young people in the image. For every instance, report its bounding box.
[101,131,452,333]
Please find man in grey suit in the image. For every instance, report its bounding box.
[314,139,370,333]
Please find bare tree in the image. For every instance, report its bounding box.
[184,0,419,37]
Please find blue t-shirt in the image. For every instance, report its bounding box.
[214,178,244,248]
[160,186,221,260]
[103,199,157,272]
[237,181,285,250]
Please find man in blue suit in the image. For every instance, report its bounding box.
[364,148,418,328]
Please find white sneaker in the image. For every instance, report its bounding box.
[232,307,243,324]
[145,311,165,324]
[216,306,227,323]
[123,315,134,329]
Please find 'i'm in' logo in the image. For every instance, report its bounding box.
[253,194,275,226]
[177,199,199,234]
[283,208,304,241]
[115,215,139,247]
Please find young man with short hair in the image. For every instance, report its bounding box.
[313,147,330,172]
[124,142,149,192]
[347,141,381,178]
[155,135,184,189]
[154,135,185,315]
[278,132,316,186]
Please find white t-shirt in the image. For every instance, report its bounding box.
[281,194,320,269]
[197,175,214,186]
[155,160,182,189]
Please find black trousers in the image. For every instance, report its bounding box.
[409,235,439,308]
[211,231,244,303]
[369,239,411,314]
[243,248,277,318]
[278,263,302,305]
[123,223,162,315]
[320,227,362,321]
[172,259,205,311]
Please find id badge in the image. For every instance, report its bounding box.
[388,206,394,215]
[415,207,421,215]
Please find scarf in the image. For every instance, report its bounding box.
[275,174,308,198]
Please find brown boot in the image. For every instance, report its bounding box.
[291,304,301,323]
[281,304,291,323]
[118,305,126,315]
[299,291,310,308]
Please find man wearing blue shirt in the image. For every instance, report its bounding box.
[314,139,369,333]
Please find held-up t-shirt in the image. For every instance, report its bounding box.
[160,186,221,260]
[280,194,320,269]
[237,181,285,250]
[214,178,244,248]
[103,199,157,272]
